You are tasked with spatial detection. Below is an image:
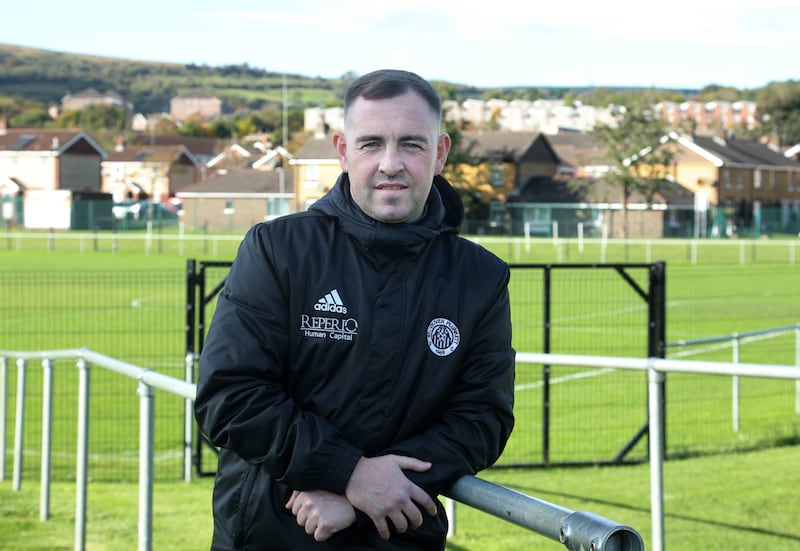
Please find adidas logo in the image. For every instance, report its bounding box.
[314,289,348,314]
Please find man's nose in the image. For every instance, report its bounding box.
[379,146,403,175]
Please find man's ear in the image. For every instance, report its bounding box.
[332,131,348,172]
[435,133,451,175]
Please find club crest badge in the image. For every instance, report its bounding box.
[426,318,460,356]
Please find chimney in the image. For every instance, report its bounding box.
[0,114,7,136]
[115,135,125,152]
[51,136,60,149]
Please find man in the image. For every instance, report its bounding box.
[194,69,515,550]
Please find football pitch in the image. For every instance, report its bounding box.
[1,234,799,550]
[2,235,798,474]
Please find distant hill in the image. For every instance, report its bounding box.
[0,43,350,113]
[0,43,705,117]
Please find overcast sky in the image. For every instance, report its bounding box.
[4,0,799,90]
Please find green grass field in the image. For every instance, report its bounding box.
[1,232,799,549]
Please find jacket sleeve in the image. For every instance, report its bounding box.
[193,225,362,495]
[384,265,515,497]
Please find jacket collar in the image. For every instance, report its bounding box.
[309,173,463,256]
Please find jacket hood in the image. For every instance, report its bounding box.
[309,173,464,255]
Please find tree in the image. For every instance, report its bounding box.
[591,105,675,247]
[56,104,128,131]
[756,80,800,145]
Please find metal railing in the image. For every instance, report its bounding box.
[515,351,800,551]
[666,323,800,425]
[1,348,643,551]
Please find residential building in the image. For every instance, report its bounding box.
[101,143,201,203]
[169,94,222,122]
[655,100,759,133]
[175,169,295,232]
[666,132,800,236]
[0,122,109,229]
[61,87,133,113]
[288,136,340,211]
[0,124,106,192]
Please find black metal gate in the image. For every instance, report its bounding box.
[187,259,666,474]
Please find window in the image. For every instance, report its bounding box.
[306,164,319,182]
[736,170,743,190]
[724,169,731,188]
[754,169,761,189]
[489,163,505,187]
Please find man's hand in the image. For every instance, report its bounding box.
[286,490,357,541]
[344,454,437,540]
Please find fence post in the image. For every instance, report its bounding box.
[0,356,6,482]
[648,362,666,551]
[12,357,26,491]
[75,358,90,551]
[40,358,54,521]
[137,378,154,551]
[795,325,800,415]
[185,259,197,479]
[732,334,740,432]
[184,353,194,483]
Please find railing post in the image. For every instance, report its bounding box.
[12,357,26,491]
[445,497,456,537]
[795,324,799,415]
[648,362,665,551]
[138,378,155,551]
[183,353,194,483]
[732,333,740,432]
[75,358,90,551]
[0,356,7,482]
[40,358,54,521]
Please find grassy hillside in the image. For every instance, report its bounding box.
[0,43,346,113]
[0,43,692,117]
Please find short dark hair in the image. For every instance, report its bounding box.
[344,69,442,119]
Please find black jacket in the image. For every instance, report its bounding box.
[194,174,515,550]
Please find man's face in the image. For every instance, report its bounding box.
[333,91,450,224]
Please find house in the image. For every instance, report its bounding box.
[101,142,202,203]
[655,100,759,133]
[175,169,295,232]
[131,135,222,168]
[0,122,109,228]
[288,136,341,211]
[499,132,694,238]
[0,124,107,192]
[169,94,222,122]
[666,132,800,236]
[61,87,133,113]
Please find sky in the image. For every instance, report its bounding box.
[4,0,799,91]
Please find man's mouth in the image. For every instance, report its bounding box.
[375,183,408,191]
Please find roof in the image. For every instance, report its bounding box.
[175,169,294,196]
[0,128,106,156]
[546,132,609,167]
[509,176,694,206]
[457,131,539,161]
[61,87,125,102]
[291,137,338,161]
[687,134,800,168]
[134,135,222,157]
[105,145,198,165]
